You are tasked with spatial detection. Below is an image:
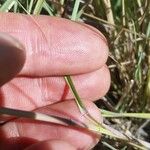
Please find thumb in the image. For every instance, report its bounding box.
[0,33,26,86]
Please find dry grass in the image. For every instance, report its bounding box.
[0,0,150,149]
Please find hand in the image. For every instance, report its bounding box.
[0,13,110,150]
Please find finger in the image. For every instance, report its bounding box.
[0,12,109,76]
[25,140,76,150]
[0,66,110,110]
[0,100,102,150]
[0,33,25,86]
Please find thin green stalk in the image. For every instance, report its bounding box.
[43,1,54,16]
[60,0,65,5]
[0,0,16,12]
[28,0,34,14]
[64,76,86,113]
[33,0,45,15]
[13,1,18,13]
[71,0,81,20]
[101,109,150,119]
[122,0,125,26]
[102,141,118,150]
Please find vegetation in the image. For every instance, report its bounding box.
[0,0,150,149]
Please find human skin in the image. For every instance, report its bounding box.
[0,13,110,150]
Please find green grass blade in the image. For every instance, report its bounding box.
[102,142,118,150]
[0,0,16,12]
[64,75,86,113]
[101,109,150,119]
[71,0,81,20]
[33,0,45,15]
[13,1,18,13]
[28,0,34,14]
[60,0,65,5]
[43,1,54,16]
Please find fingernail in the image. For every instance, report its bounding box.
[0,33,26,86]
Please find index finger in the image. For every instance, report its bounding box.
[0,12,109,76]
